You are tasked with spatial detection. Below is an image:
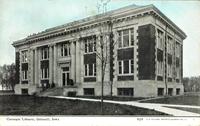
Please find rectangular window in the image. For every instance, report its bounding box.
[41,68,49,79]
[123,30,129,47]
[118,32,122,48]
[157,61,163,76]
[168,54,172,65]
[61,43,70,57]
[168,88,173,96]
[118,28,134,48]
[85,40,88,53]
[130,60,134,73]
[123,60,129,74]
[168,64,172,77]
[118,61,122,74]
[89,64,93,76]
[176,57,180,67]
[176,88,180,95]
[84,63,96,77]
[41,47,49,60]
[84,88,95,96]
[21,50,28,63]
[117,88,134,96]
[176,42,180,57]
[167,36,173,54]
[157,29,164,50]
[85,64,88,76]
[157,88,164,96]
[94,39,96,52]
[22,70,28,80]
[21,88,28,95]
[157,49,163,62]
[130,28,134,46]
[118,59,134,75]
[84,36,96,53]
[94,64,96,76]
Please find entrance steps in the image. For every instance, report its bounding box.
[38,87,64,96]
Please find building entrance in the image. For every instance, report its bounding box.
[62,67,70,86]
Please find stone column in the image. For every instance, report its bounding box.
[19,51,22,85]
[70,41,76,82]
[28,49,32,84]
[34,48,38,86]
[53,44,57,86]
[38,48,41,87]
[30,48,34,85]
[49,45,53,86]
[75,39,81,84]
[96,35,102,82]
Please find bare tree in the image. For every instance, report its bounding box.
[0,64,16,91]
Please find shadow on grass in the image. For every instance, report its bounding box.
[0,95,168,115]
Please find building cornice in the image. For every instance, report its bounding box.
[12,4,187,47]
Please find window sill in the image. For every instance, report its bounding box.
[118,74,134,76]
[84,52,96,55]
[22,79,28,81]
[41,78,49,80]
[21,62,28,64]
[118,46,134,50]
[60,56,71,58]
[41,59,49,61]
[84,76,96,78]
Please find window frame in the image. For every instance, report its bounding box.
[84,63,96,77]
[22,70,28,80]
[157,29,164,50]
[41,47,49,60]
[21,50,28,63]
[118,28,134,49]
[61,43,70,57]
[118,59,134,75]
[84,36,96,54]
[41,67,49,79]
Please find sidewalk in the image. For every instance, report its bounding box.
[48,96,200,116]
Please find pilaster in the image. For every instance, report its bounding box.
[75,39,81,84]
[49,44,53,85]
[34,48,39,86]
[28,49,32,84]
[70,41,76,82]
[134,25,139,80]
[96,35,102,82]
[30,48,34,85]
[53,44,58,86]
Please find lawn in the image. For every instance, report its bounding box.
[141,95,200,106]
[0,95,167,115]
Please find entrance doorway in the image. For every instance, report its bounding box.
[62,67,70,86]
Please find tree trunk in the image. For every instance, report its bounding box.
[101,55,104,115]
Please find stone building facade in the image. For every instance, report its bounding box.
[12,4,186,97]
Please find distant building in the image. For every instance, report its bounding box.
[12,4,186,97]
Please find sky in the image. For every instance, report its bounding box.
[0,0,199,77]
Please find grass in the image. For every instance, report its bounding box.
[0,95,167,115]
[164,106,200,114]
[75,96,145,101]
[141,95,200,106]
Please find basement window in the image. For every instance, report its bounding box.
[176,88,180,95]
[168,88,173,96]
[157,88,164,96]
[117,88,134,96]
[84,88,94,96]
[21,88,28,95]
